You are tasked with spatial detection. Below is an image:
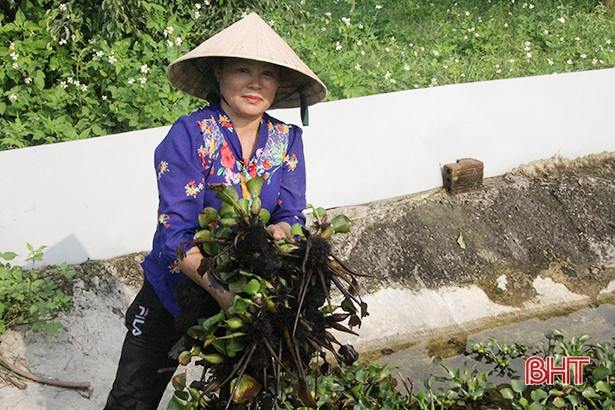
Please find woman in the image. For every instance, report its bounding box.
[105,13,326,409]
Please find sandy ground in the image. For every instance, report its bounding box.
[0,278,189,410]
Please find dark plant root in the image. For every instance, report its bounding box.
[172,211,368,408]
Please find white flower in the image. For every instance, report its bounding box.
[60,81,67,89]
[529,4,534,8]
[592,58,598,65]
[81,84,88,92]
[24,77,32,84]
[465,11,470,16]
[102,95,108,100]
[526,52,532,58]
[567,59,573,64]
[59,38,67,45]
[607,39,612,45]
[504,23,509,27]
[10,52,19,60]
[96,50,104,58]
[175,37,182,46]
[321,27,326,32]
[9,93,17,102]
[558,17,566,24]
[357,40,362,46]
[74,80,80,87]
[548,58,554,65]
[108,54,117,64]
[404,64,410,70]
[432,50,439,56]
[358,24,363,29]
[204,0,210,5]
[269,20,274,26]
[59,3,67,11]
[9,42,14,51]
[194,10,200,18]
[375,5,382,9]
[139,77,147,84]
[67,77,73,83]
[355,64,361,70]
[341,17,350,26]
[164,26,174,37]
[385,71,391,79]
[580,54,587,59]
[390,78,396,84]
[544,29,549,35]
[385,47,390,52]
[128,78,135,84]
[325,12,331,17]
[195,3,201,9]
[360,49,365,55]
[167,40,174,47]
[335,41,342,51]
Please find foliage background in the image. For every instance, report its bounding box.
[1,0,614,150]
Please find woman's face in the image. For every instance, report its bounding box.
[215,58,280,124]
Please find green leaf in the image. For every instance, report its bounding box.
[595,380,611,393]
[331,214,351,233]
[241,278,261,296]
[0,252,17,261]
[246,176,264,196]
[500,387,514,400]
[592,366,610,381]
[530,388,548,402]
[14,9,25,26]
[510,379,526,393]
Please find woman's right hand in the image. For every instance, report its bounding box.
[179,246,236,311]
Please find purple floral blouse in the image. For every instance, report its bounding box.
[142,102,307,316]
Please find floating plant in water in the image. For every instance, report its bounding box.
[169,177,370,409]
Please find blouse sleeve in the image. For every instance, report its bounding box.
[154,117,205,263]
[269,125,307,227]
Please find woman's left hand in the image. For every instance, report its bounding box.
[267,221,291,240]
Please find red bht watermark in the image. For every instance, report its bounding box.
[525,356,591,385]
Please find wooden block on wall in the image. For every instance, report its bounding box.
[443,158,484,194]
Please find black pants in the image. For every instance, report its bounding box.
[104,279,184,410]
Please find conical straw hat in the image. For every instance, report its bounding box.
[167,13,326,109]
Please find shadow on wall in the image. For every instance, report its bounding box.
[38,234,89,267]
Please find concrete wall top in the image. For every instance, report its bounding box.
[1,69,614,266]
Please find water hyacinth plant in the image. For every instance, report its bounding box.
[168,177,370,409]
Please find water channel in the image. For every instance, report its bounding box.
[375,303,615,391]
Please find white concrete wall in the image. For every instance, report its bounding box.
[1,68,614,266]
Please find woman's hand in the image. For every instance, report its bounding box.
[267,221,291,240]
[178,246,236,311]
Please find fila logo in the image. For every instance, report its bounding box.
[131,305,149,337]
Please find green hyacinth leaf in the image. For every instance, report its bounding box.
[331,214,351,233]
[290,223,305,237]
[246,176,264,196]
[259,208,270,225]
[214,184,239,205]
[198,207,219,228]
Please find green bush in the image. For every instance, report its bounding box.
[1,0,614,149]
[0,244,75,335]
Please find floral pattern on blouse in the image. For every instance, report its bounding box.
[142,102,306,317]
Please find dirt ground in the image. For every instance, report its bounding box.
[1,151,614,409]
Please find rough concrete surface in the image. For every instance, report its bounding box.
[1,152,614,409]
